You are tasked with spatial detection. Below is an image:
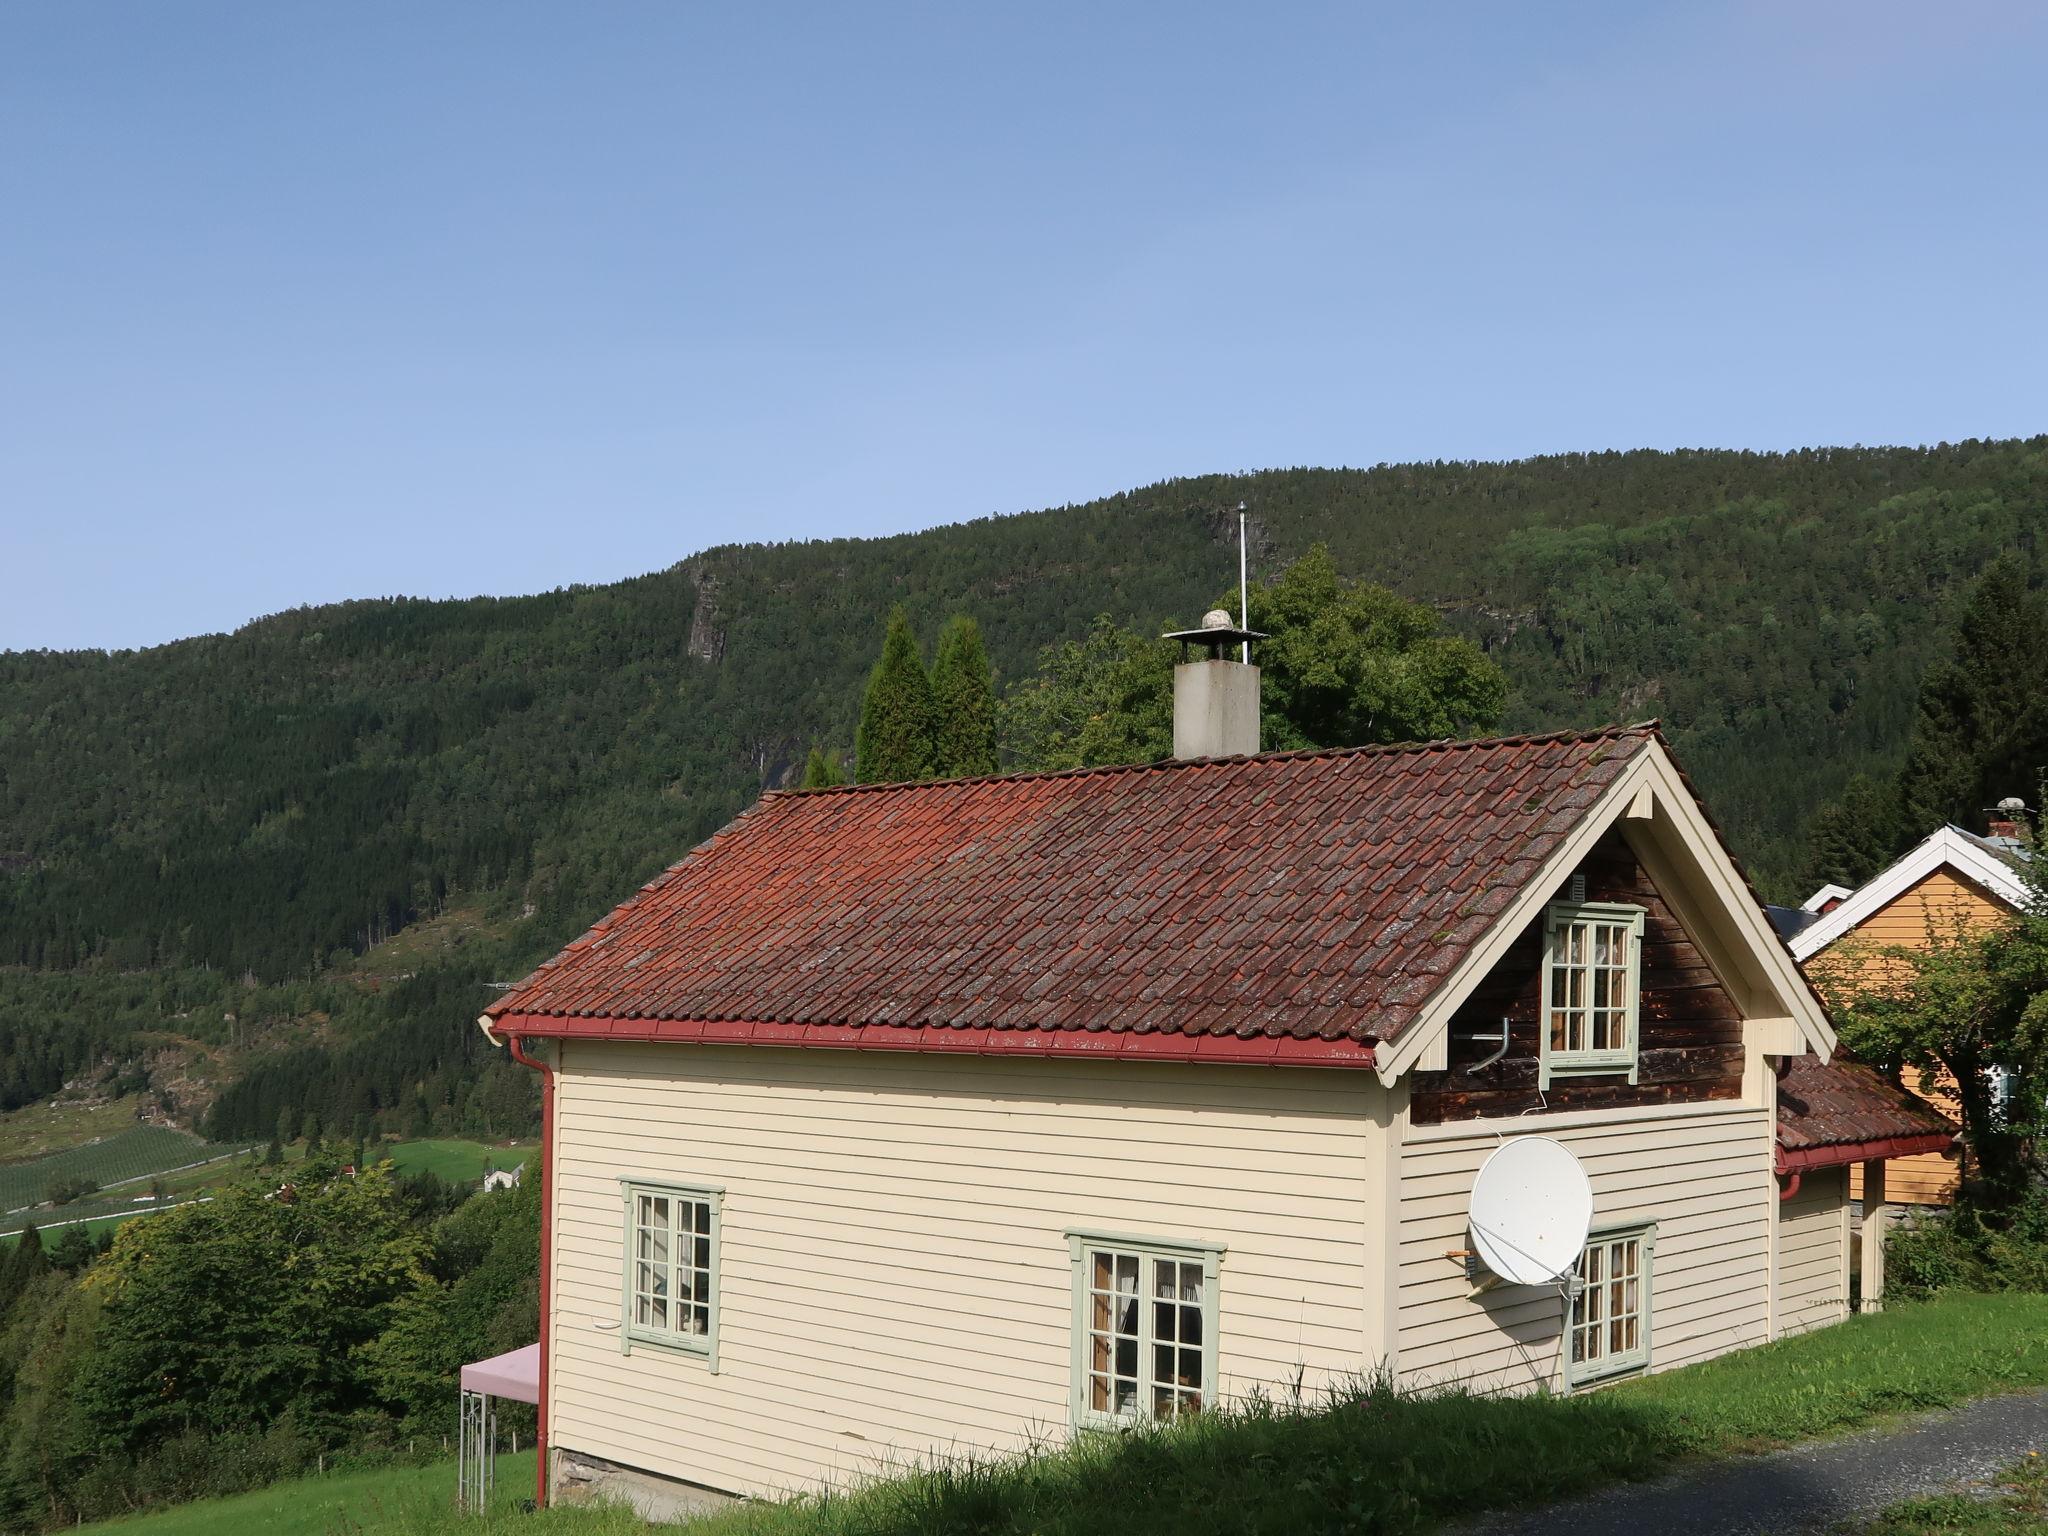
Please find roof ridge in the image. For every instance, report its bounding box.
[767,720,1663,799]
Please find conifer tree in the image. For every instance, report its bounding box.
[1895,556,2048,836]
[1801,773,1903,892]
[798,747,847,789]
[929,615,998,778]
[855,607,936,784]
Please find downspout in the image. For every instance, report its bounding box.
[485,1016,554,1510]
[1773,1055,1796,1201]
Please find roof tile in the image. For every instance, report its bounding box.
[489,726,1656,1045]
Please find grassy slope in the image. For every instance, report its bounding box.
[77,1454,553,1536]
[74,1293,2048,1536]
[0,1093,149,1164]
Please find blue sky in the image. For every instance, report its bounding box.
[3,2,2044,652]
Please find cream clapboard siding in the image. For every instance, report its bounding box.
[549,1041,1385,1500]
[1395,1105,1774,1393]
[1774,1166,1850,1337]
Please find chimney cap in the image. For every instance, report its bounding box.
[1163,615,1267,654]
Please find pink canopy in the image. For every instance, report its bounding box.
[459,1343,540,1404]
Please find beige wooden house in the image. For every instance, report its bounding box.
[484,644,1871,1513]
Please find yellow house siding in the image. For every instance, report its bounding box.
[1395,1106,1774,1393]
[1814,867,1992,1207]
[1775,1166,1850,1336]
[548,1041,1385,1500]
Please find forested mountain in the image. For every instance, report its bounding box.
[2,438,2045,1136]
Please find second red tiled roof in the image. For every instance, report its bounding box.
[488,725,1656,1046]
[1777,1054,1957,1163]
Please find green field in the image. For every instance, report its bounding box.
[0,1210,153,1246]
[385,1139,536,1184]
[0,1126,223,1214]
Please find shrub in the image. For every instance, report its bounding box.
[40,1177,97,1207]
[1887,1191,2048,1302]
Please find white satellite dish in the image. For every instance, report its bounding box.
[1467,1137,1594,1286]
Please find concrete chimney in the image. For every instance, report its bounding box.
[1162,609,1266,759]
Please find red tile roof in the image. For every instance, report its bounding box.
[1776,1055,1956,1171]
[488,725,1657,1055]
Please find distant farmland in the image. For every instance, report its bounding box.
[0,1126,226,1215]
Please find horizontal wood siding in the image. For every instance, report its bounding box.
[1395,1106,1773,1393]
[1848,867,2007,947]
[1411,830,1744,1124]
[549,1042,1381,1499]
[1775,1165,1849,1337]
[1810,869,1992,1206]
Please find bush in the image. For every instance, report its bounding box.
[39,1177,98,1208]
[1887,1191,2048,1302]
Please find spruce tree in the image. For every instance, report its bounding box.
[855,607,937,784]
[1801,773,1903,892]
[1895,556,2048,835]
[930,615,999,778]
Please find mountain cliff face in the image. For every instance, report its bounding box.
[2,440,2044,1132]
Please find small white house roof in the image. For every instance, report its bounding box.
[1789,825,2032,963]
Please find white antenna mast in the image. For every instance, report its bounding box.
[1237,503,1249,664]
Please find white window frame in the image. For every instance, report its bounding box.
[619,1178,723,1370]
[1539,901,1646,1089]
[1567,1221,1654,1387]
[1067,1229,1223,1430]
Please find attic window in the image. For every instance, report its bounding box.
[1539,902,1645,1089]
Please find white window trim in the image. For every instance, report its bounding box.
[1539,900,1646,1090]
[1066,1229,1223,1430]
[618,1177,724,1371]
[1567,1221,1655,1388]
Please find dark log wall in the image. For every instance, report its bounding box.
[1409,827,1746,1125]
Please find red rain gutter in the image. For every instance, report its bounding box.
[1775,1132,1956,1177]
[486,1013,1379,1069]
[501,1028,554,1510]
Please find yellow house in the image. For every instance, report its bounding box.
[481,663,1862,1514]
[1787,826,2025,1204]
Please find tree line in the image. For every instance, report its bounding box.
[0,1151,537,1530]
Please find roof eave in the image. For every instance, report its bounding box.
[1776,1132,1956,1174]
[485,1014,1379,1070]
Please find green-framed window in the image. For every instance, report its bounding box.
[1568,1223,1653,1386]
[619,1178,722,1368]
[1539,901,1646,1089]
[1067,1230,1222,1428]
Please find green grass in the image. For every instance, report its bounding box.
[64,1293,2048,1536]
[76,1453,562,1536]
[1838,1455,2048,1534]
[0,1210,162,1246]
[385,1139,535,1184]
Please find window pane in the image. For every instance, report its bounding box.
[1084,1248,1209,1422]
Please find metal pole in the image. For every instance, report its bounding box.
[1237,505,1249,663]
